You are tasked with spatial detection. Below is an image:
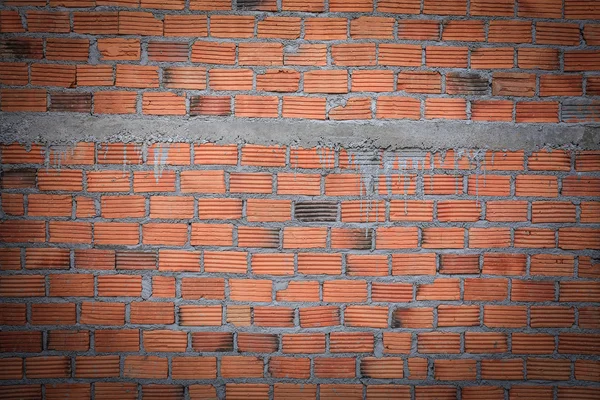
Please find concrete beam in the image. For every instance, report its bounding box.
[1,113,599,150]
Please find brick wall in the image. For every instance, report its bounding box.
[0,142,599,398]
[1,0,600,121]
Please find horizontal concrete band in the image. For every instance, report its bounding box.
[2,113,600,151]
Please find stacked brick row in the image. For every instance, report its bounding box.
[0,142,599,398]
[1,0,600,121]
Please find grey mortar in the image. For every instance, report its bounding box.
[2,114,600,150]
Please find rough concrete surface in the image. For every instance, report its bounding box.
[2,113,600,150]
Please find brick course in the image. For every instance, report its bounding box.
[0,142,599,397]
[1,1,600,121]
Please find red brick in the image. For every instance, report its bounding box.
[191,42,235,64]
[258,17,301,39]
[424,0,467,15]
[0,11,24,33]
[142,92,186,116]
[350,16,394,39]
[239,43,283,66]
[46,38,89,61]
[516,101,559,123]
[164,14,207,37]
[26,11,70,33]
[0,62,28,85]
[442,20,485,41]
[74,11,118,34]
[235,95,279,118]
[426,46,468,68]
[0,89,47,112]
[94,91,137,114]
[518,48,560,70]
[519,0,562,18]
[304,17,347,40]
[489,20,532,43]
[333,44,377,66]
[377,0,420,13]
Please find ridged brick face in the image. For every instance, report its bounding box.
[1,0,600,121]
[0,142,599,398]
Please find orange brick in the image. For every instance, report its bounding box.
[418,332,461,354]
[425,98,467,120]
[304,17,347,40]
[0,10,24,33]
[73,11,118,34]
[350,16,394,39]
[191,42,235,64]
[0,89,46,112]
[484,305,527,328]
[116,65,159,88]
[424,0,467,15]
[239,43,283,66]
[519,0,562,18]
[329,98,372,120]
[95,222,139,245]
[562,175,600,197]
[163,14,207,37]
[470,0,514,16]
[235,95,279,118]
[49,274,94,297]
[210,15,254,38]
[148,142,190,165]
[94,91,137,114]
[98,38,140,61]
[516,101,559,123]
[179,170,225,194]
[190,0,230,9]
[141,0,185,9]
[379,44,422,67]
[258,17,301,39]
[0,37,43,60]
[304,70,348,94]
[376,96,421,120]
[377,0,421,13]
[426,46,468,68]
[417,279,461,300]
[0,62,28,85]
[397,71,441,93]
[516,175,558,197]
[142,92,186,116]
[471,47,514,69]
[488,20,532,43]
[464,278,508,301]
[282,96,326,120]
[471,100,513,122]
[518,48,560,70]
[442,20,485,41]
[399,19,440,40]
[118,11,162,35]
[332,43,377,66]
[130,302,174,324]
[26,11,70,33]
[282,0,324,11]
[46,38,89,61]
[257,69,300,92]
[190,95,231,116]
[75,249,115,271]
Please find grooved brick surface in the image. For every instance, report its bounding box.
[1,1,600,122]
[0,143,599,398]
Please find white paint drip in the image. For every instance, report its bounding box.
[153,143,170,183]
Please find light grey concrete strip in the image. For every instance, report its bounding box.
[1,113,600,150]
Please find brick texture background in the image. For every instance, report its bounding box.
[1,0,600,121]
[0,142,599,398]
